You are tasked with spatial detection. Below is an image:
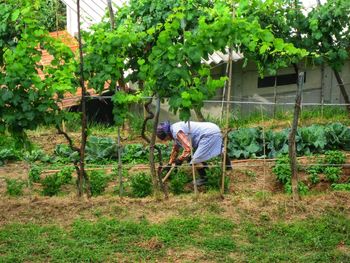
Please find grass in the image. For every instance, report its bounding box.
[1,213,349,262]
[213,106,349,130]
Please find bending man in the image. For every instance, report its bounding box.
[156,121,231,186]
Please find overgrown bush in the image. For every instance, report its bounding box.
[89,170,110,196]
[272,155,291,185]
[284,181,309,196]
[169,170,190,195]
[28,165,42,183]
[41,173,62,196]
[332,183,350,191]
[5,179,25,196]
[324,150,346,166]
[206,166,230,192]
[324,167,342,183]
[57,166,74,184]
[130,172,152,198]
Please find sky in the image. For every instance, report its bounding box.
[301,0,327,9]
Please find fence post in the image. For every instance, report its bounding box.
[288,72,304,201]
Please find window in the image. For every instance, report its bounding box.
[258,72,306,88]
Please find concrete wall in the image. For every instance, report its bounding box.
[158,59,350,122]
[61,0,126,36]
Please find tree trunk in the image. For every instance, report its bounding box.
[77,0,91,197]
[288,72,304,202]
[194,107,205,122]
[333,70,350,115]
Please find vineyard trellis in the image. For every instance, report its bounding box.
[1,0,350,200]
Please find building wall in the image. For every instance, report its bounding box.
[61,0,126,36]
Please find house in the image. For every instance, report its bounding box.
[60,0,126,37]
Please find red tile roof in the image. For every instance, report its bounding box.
[41,30,108,109]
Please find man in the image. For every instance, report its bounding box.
[156,120,231,186]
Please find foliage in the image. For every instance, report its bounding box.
[265,129,289,158]
[272,155,291,185]
[54,144,79,163]
[5,179,25,196]
[324,150,346,166]
[85,136,118,163]
[24,149,52,163]
[296,125,327,155]
[306,160,323,184]
[41,167,73,196]
[0,135,22,165]
[284,181,309,196]
[41,173,62,196]
[307,0,350,72]
[324,167,342,183]
[121,144,148,164]
[0,0,77,137]
[88,170,110,196]
[228,128,263,159]
[0,148,20,166]
[228,123,350,159]
[28,165,42,183]
[37,0,66,32]
[325,123,350,151]
[332,183,350,191]
[206,166,229,192]
[130,172,153,198]
[169,170,190,195]
[57,166,74,185]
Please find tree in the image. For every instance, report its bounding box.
[308,0,350,113]
[239,0,350,114]
[0,0,76,139]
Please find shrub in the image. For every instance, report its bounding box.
[284,181,309,195]
[130,172,152,198]
[169,170,190,195]
[28,165,42,183]
[41,173,62,196]
[272,155,291,185]
[324,166,342,183]
[332,183,350,191]
[324,150,346,166]
[57,166,74,184]
[5,179,25,196]
[206,166,230,192]
[89,170,110,196]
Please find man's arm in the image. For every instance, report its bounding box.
[175,131,191,162]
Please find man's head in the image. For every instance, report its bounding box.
[156,120,171,140]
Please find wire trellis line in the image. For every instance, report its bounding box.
[82,95,350,106]
[38,162,350,174]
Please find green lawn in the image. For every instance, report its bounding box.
[1,213,349,262]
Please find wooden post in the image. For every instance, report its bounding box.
[273,75,277,119]
[188,121,198,196]
[107,0,115,30]
[221,48,233,197]
[220,62,230,123]
[150,97,161,199]
[288,72,304,201]
[117,126,123,197]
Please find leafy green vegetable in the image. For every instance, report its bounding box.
[228,127,262,159]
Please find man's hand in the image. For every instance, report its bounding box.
[174,158,183,166]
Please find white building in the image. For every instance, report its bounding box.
[60,0,126,36]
